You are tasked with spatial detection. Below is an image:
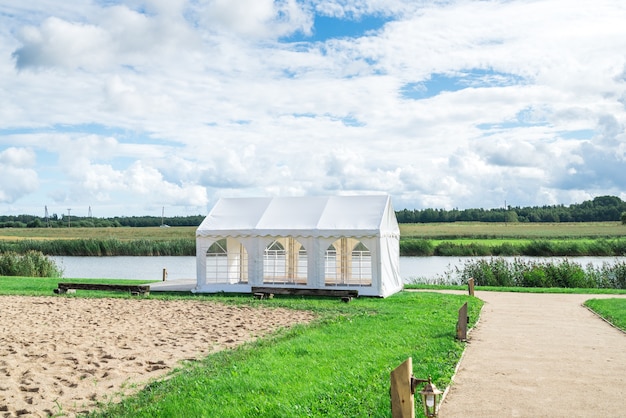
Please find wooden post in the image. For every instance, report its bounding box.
[468,277,475,296]
[456,302,468,341]
[162,268,167,281]
[390,357,415,418]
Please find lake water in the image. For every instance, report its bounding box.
[51,255,626,284]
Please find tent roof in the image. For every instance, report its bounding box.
[196,195,399,238]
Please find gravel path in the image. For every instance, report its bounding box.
[439,291,626,418]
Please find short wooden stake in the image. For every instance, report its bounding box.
[162,268,167,281]
[456,302,468,341]
[468,277,475,296]
[390,357,415,418]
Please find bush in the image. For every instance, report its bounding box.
[448,257,626,289]
[0,251,63,277]
[400,239,434,256]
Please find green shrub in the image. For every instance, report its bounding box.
[521,268,548,287]
[447,257,626,289]
[523,240,555,256]
[0,251,62,277]
[400,239,434,256]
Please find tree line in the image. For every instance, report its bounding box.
[0,214,205,229]
[1,195,625,228]
[396,195,626,223]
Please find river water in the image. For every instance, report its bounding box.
[50,256,626,284]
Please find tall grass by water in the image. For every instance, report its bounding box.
[425,257,626,289]
[0,251,63,277]
[0,238,195,256]
[2,223,626,257]
[400,238,626,257]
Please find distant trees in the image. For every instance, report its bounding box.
[396,195,626,223]
[1,196,625,228]
[0,214,205,228]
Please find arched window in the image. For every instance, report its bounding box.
[350,241,372,286]
[263,238,307,284]
[325,238,371,286]
[206,238,248,284]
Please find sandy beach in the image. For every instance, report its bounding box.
[0,296,315,417]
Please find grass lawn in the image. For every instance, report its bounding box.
[584,299,626,332]
[0,277,481,417]
[0,222,623,242]
[405,284,626,295]
[399,221,626,238]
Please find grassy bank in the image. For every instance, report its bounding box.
[584,299,626,331]
[407,257,626,290]
[0,238,195,256]
[1,223,626,256]
[0,277,481,417]
[400,238,626,256]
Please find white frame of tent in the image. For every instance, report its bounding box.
[194,195,402,297]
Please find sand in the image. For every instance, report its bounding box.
[0,296,315,417]
[439,291,626,418]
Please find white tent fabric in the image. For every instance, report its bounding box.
[195,195,402,297]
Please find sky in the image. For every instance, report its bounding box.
[1,0,626,218]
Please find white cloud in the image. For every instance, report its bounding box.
[0,148,39,203]
[2,0,626,215]
[200,0,313,38]
[13,17,112,70]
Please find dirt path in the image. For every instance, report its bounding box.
[440,291,626,418]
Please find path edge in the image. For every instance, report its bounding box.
[439,296,487,409]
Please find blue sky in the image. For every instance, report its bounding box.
[1,0,626,217]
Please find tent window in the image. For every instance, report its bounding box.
[263,237,306,285]
[206,238,248,284]
[351,241,372,286]
[325,238,371,286]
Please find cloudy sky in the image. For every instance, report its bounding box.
[1,0,626,218]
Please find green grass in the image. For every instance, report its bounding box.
[0,276,155,296]
[405,284,626,294]
[399,221,626,239]
[2,223,626,256]
[584,299,626,332]
[0,226,196,241]
[89,291,480,418]
[1,222,622,241]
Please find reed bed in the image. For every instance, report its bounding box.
[0,238,195,256]
[401,238,626,257]
[424,257,626,289]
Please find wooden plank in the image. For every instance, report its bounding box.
[456,302,468,341]
[251,287,358,298]
[56,282,149,295]
[390,357,415,418]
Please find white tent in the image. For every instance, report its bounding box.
[194,195,402,297]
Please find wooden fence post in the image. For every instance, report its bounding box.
[390,357,415,418]
[162,268,167,281]
[468,277,475,296]
[456,302,468,341]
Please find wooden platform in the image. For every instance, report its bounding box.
[251,287,358,298]
[54,282,150,296]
